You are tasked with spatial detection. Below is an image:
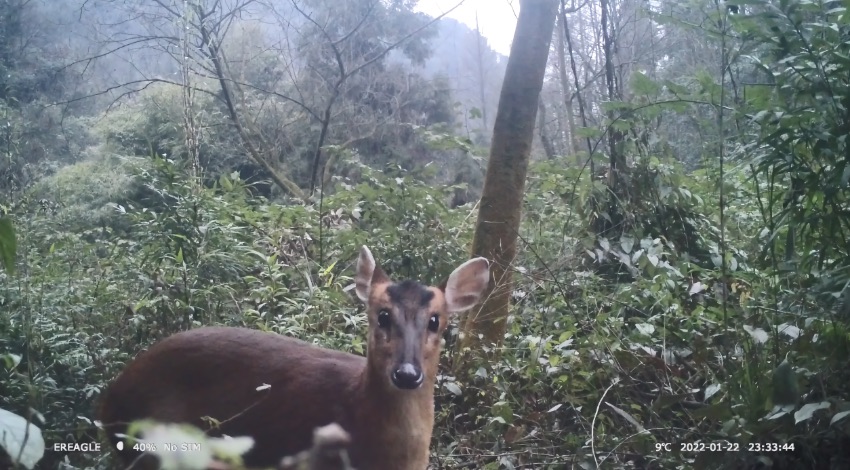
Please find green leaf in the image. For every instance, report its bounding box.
[841,165,850,187]
[659,100,690,113]
[744,325,769,344]
[1,354,21,369]
[444,382,462,396]
[600,101,633,112]
[576,127,603,138]
[772,358,799,406]
[219,174,233,191]
[0,408,45,469]
[695,70,719,96]
[0,218,16,275]
[492,401,514,424]
[663,80,690,95]
[611,120,632,132]
[606,402,645,432]
[831,410,850,425]
[794,401,829,424]
[631,71,661,96]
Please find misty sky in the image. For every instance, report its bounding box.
[415,0,519,56]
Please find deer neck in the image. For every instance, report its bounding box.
[352,365,434,469]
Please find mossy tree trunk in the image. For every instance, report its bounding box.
[459,0,558,356]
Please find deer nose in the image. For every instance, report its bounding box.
[392,363,424,389]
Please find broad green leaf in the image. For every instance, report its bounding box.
[620,236,635,253]
[831,410,850,425]
[492,401,514,424]
[704,383,722,401]
[133,422,220,470]
[0,218,16,275]
[606,402,645,432]
[794,402,830,424]
[689,282,705,295]
[635,323,655,336]
[0,408,45,469]
[2,354,21,369]
[444,382,462,396]
[743,325,769,344]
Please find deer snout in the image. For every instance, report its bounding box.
[392,362,424,389]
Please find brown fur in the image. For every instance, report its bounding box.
[99,248,490,470]
[98,325,439,469]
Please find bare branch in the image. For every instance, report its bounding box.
[58,37,178,74]
[347,1,465,78]
[332,1,377,47]
[46,78,220,109]
[196,2,306,200]
[304,0,468,193]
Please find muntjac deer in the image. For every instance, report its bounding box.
[98,246,490,470]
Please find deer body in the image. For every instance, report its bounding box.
[99,247,490,470]
[100,327,431,469]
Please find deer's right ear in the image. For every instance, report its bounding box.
[355,246,388,302]
[355,246,375,301]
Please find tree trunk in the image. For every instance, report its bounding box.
[459,0,558,355]
[556,8,579,159]
[537,99,557,159]
[600,0,625,236]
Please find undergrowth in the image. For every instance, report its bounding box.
[1,150,849,469]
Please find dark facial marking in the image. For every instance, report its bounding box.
[386,280,435,309]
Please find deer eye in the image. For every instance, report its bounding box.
[428,314,440,332]
[377,309,391,329]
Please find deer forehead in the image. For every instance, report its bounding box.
[368,282,447,317]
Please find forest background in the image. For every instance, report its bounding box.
[1,0,849,468]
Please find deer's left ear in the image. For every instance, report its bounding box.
[442,257,490,313]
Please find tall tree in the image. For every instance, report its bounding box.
[556,6,579,159]
[459,0,558,354]
[599,0,626,235]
